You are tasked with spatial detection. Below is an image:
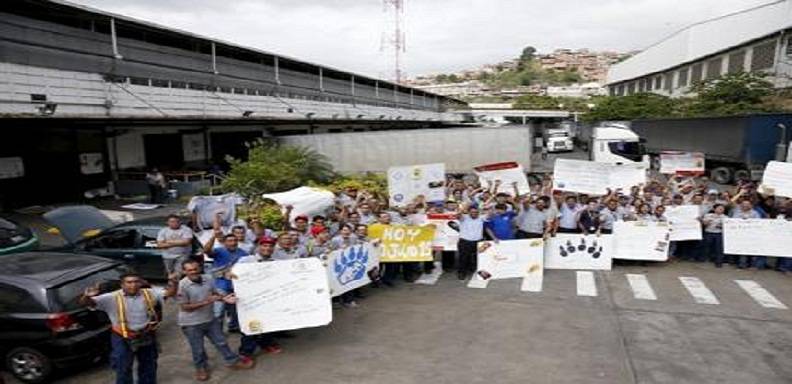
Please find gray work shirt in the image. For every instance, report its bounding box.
[599,207,626,230]
[271,244,308,260]
[517,207,552,234]
[93,288,164,332]
[157,225,194,259]
[176,275,216,326]
[702,213,725,233]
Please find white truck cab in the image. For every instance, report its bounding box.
[544,128,574,153]
[590,123,650,166]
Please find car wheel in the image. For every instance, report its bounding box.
[6,347,52,384]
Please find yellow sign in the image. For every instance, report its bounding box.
[368,224,435,262]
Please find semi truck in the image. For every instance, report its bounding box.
[576,122,650,166]
[630,114,791,184]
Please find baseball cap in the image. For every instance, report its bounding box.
[258,236,276,245]
[310,225,328,237]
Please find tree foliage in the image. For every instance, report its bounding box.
[583,93,676,122]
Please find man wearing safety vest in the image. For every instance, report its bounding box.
[81,271,178,384]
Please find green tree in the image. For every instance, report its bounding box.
[683,72,773,116]
[583,93,677,122]
[520,46,537,63]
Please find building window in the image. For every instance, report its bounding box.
[705,58,722,80]
[664,73,673,91]
[627,82,635,95]
[751,41,776,71]
[690,63,703,83]
[654,76,662,90]
[617,85,625,96]
[787,37,792,56]
[677,68,689,87]
[609,87,616,96]
[727,51,746,74]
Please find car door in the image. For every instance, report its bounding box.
[77,229,154,277]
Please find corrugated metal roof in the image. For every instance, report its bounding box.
[607,0,792,84]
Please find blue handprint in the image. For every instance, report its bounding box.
[334,246,369,285]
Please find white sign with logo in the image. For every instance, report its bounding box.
[468,239,544,292]
[387,163,446,206]
[660,151,705,174]
[553,159,646,195]
[612,221,671,261]
[723,218,792,257]
[232,258,332,335]
[544,234,613,270]
[324,244,380,297]
[474,161,530,196]
[426,213,459,251]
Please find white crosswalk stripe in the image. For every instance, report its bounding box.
[626,274,657,300]
[678,276,719,305]
[414,262,443,285]
[576,271,597,297]
[735,280,788,309]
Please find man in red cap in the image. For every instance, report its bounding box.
[282,205,310,246]
[306,226,331,258]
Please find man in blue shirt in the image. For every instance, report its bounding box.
[485,203,517,241]
[203,232,248,333]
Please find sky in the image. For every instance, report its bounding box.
[69,0,775,80]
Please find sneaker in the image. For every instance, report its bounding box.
[263,345,283,354]
[195,368,210,381]
[230,357,254,370]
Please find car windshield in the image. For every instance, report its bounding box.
[49,267,122,311]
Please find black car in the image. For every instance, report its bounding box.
[0,217,39,255]
[44,206,204,280]
[0,252,123,383]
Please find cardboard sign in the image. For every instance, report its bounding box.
[665,205,703,241]
[426,213,459,251]
[474,161,530,196]
[324,244,380,297]
[544,234,613,270]
[660,151,705,175]
[612,221,671,261]
[387,163,446,207]
[232,258,332,335]
[724,218,792,257]
[553,159,646,195]
[367,224,436,262]
[760,161,792,198]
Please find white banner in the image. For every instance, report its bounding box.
[387,163,446,207]
[0,157,24,179]
[665,205,703,241]
[474,161,530,196]
[760,161,792,199]
[553,159,646,195]
[426,213,459,251]
[324,243,380,297]
[544,234,613,270]
[232,258,332,335]
[612,221,671,261]
[262,187,336,224]
[660,151,705,174]
[473,239,544,280]
[723,218,792,257]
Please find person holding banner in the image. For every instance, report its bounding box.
[203,231,248,334]
[557,195,583,233]
[485,203,517,241]
[516,196,553,239]
[455,203,485,280]
[702,204,727,268]
[730,199,765,269]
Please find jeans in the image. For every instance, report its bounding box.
[213,301,239,331]
[181,318,239,369]
[110,333,158,384]
[703,232,724,266]
[239,332,278,357]
[739,256,768,269]
[162,256,186,275]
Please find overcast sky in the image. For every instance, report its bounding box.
[70,0,773,80]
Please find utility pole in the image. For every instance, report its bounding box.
[381,0,406,84]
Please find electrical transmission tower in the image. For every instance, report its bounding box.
[381,0,406,84]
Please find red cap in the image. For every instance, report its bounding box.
[310,225,328,237]
[294,214,309,222]
[257,236,276,245]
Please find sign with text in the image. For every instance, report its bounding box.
[232,258,332,335]
[474,161,530,196]
[474,239,544,280]
[660,151,705,175]
[723,218,792,257]
[387,163,446,207]
[760,161,792,199]
[367,224,435,262]
[426,213,459,251]
[612,221,671,261]
[553,159,646,195]
[665,205,703,241]
[544,234,613,270]
[324,244,380,297]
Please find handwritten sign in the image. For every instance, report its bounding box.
[232,258,332,335]
[426,213,459,251]
[612,221,671,261]
[387,163,446,207]
[544,234,613,270]
[324,244,380,297]
[723,218,792,257]
[665,205,703,241]
[660,151,705,175]
[553,159,646,195]
[367,224,435,262]
[760,161,792,198]
[474,161,530,196]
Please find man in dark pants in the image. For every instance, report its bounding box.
[455,204,485,280]
[80,271,177,384]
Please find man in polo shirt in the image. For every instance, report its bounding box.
[272,231,308,260]
[156,215,194,276]
[203,232,248,333]
[516,196,553,239]
[177,259,253,381]
[485,203,517,242]
[80,271,178,384]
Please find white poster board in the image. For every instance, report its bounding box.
[262,187,336,224]
[474,161,530,196]
[553,159,646,195]
[182,133,206,162]
[387,163,446,207]
[760,161,792,199]
[324,243,380,297]
[473,239,544,280]
[0,157,24,179]
[723,218,792,257]
[426,213,459,251]
[79,153,104,175]
[665,205,703,241]
[232,258,332,335]
[660,151,705,174]
[612,221,671,261]
[544,234,613,270]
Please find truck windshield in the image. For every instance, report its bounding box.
[608,141,644,162]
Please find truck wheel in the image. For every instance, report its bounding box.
[733,169,751,183]
[710,167,732,185]
[6,347,52,384]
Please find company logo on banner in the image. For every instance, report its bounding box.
[612,221,671,261]
[474,161,530,196]
[368,224,435,262]
[325,244,380,297]
[544,234,613,270]
[387,163,446,207]
[426,213,459,251]
[659,151,705,175]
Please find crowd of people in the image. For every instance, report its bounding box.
[79,171,791,383]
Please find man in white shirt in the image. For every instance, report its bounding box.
[455,204,485,280]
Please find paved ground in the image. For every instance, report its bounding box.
[5,260,789,384]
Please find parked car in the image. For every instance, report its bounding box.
[43,206,204,280]
[0,217,38,255]
[0,252,123,383]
